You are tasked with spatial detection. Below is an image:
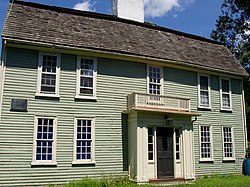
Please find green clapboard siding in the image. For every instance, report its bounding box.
[0,47,146,186]
[0,47,245,185]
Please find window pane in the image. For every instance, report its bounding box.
[222,79,229,93]
[222,94,230,107]
[42,55,57,73]
[200,91,209,105]
[200,76,208,90]
[41,74,56,92]
[80,77,93,88]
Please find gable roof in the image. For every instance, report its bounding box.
[2,0,248,77]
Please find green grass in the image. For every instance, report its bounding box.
[53,175,250,187]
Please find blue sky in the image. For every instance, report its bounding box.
[0,0,223,50]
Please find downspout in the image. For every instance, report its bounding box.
[0,40,7,124]
[242,79,248,155]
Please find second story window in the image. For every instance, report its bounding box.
[220,78,232,110]
[147,65,163,95]
[36,52,60,97]
[198,74,210,108]
[76,57,97,99]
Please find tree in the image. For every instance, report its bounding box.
[211,0,250,139]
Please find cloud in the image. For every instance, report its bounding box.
[144,0,195,18]
[73,0,96,12]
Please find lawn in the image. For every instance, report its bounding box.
[54,175,250,187]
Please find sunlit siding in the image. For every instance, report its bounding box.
[0,47,245,185]
[0,47,146,186]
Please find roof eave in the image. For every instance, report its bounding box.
[3,36,248,78]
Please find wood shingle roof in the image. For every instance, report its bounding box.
[2,0,248,76]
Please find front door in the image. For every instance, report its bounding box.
[157,127,174,178]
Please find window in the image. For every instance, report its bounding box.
[148,127,154,161]
[76,57,97,99]
[147,65,163,95]
[73,118,95,164]
[36,52,60,97]
[223,127,234,160]
[220,78,232,110]
[175,129,180,160]
[198,74,210,108]
[200,125,213,161]
[32,117,57,165]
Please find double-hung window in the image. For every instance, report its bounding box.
[36,52,60,97]
[222,126,234,160]
[32,117,57,165]
[76,57,97,99]
[73,118,95,164]
[220,78,232,110]
[200,125,213,161]
[198,74,210,108]
[147,65,163,95]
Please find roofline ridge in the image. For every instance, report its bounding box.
[11,0,224,46]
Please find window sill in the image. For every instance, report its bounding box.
[222,158,235,162]
[31,161,57,166]
[75,95,97,101]
[35,93,60,98]
[72,161,96,165]
[220,108,233,112]
[148,160,155,164]
[198,106,212,110]
[199,159,214,163]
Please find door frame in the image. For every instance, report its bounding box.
[148,126,182,179]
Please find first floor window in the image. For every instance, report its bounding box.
[32,117,56,164]
[37,52,60,96]
[76,57,97,98]
[223,127,234,159]
[200,126,212,160]
[73,118,95,163]
[148,127,154,161]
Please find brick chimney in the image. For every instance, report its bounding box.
[112,0,144,23]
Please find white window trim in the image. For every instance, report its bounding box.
[75,56,97,100]
[36,51,61,98]
[222,126,235,161]
[199,125,214,162]
[197,74,211,109]
[72,117,95,165]
[31,116,57,166]
[147,64,164,95]
[220,77,232,111]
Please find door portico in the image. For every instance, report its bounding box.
[127,111,195,183]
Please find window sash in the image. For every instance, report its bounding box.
[198,75,210,107]
[175,129,180,160]
[73,118,95,163]
[148,66,163,95]
[76,57,97,98]
[223,127,234,158]
[220,78,231,109]
[33,117,56,164]
[200,126,212,159]
[37,52,60,96]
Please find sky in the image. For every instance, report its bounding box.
[0,0,224,51]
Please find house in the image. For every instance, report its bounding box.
[0,0,248,186]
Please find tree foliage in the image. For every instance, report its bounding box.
[211,0,250,139]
